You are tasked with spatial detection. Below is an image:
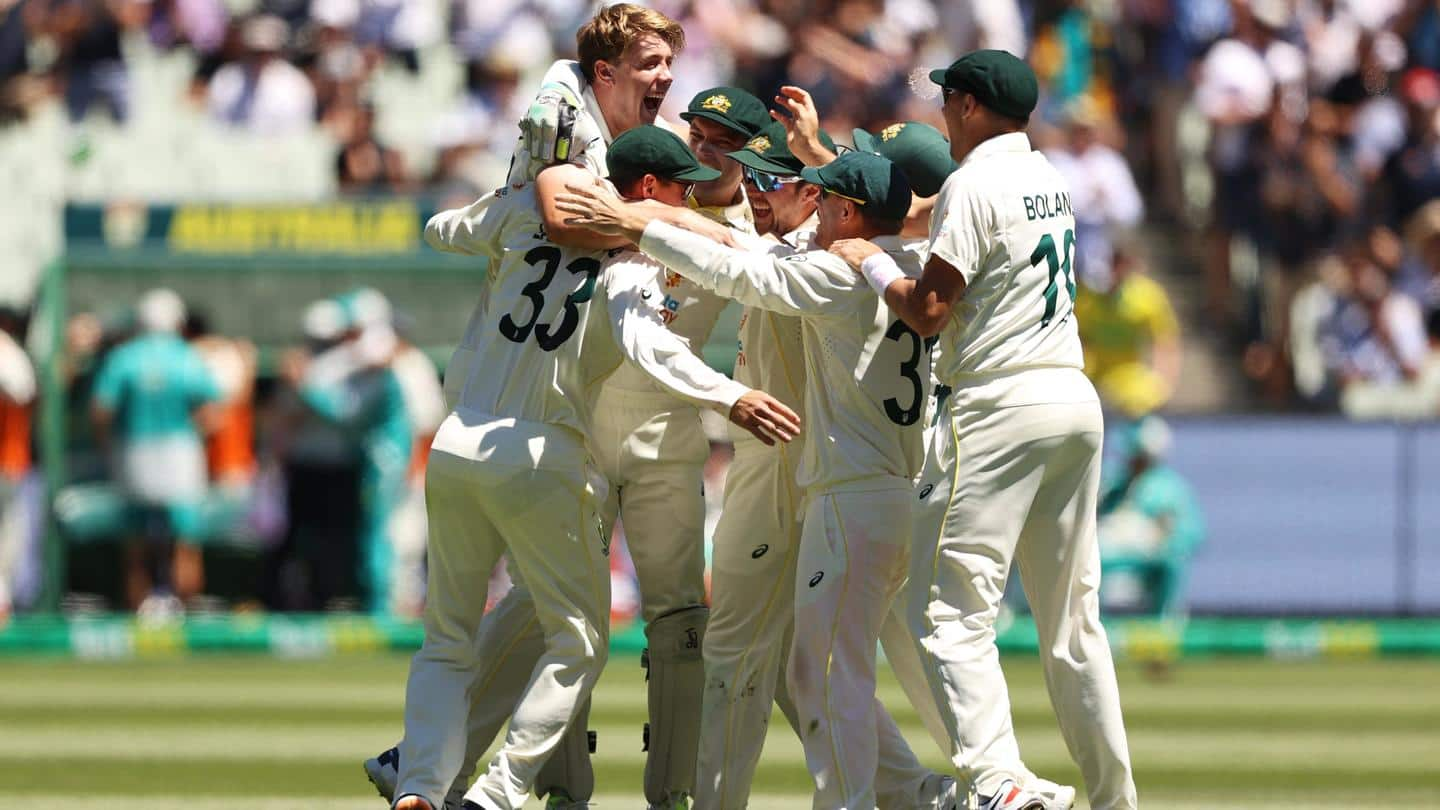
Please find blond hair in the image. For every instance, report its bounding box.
[576,3,685,83]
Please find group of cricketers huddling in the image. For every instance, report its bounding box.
[359,5,1138,810]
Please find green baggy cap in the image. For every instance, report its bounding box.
[608,125,722,183]
[929,49,1039,121]
[799,151,912,222]
[679,86,770,138]
[726,121,837,177]
[851,121,958,197]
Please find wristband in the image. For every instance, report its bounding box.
[860,252,905,295]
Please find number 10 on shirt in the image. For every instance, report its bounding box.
[1030,228,1076,329]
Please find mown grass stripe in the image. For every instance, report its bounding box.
[21,794,1440,810]
[4,723,1437,774]
[4,701,1439,734]
[5,656,1439,808]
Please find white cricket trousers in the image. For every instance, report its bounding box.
[788,484,920,810]
[906,372,1138,810]
[434,389,712,803]
[588,386,709,620]
[699,444,936,810]
[394,415,610,810]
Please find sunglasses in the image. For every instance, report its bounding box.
[941,86,959,103]
[658,177,696,200]
[743,166,803,193]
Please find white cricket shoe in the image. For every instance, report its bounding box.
[1027,778,1076,810]
[976,780,1047,810]
[363,746,467,809]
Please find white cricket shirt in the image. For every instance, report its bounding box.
[641,222,929,492]
[424,185,746,469]
[927,132,1085,384]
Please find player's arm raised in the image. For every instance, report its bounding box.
[602,259,800,445]
[771,86,838,167]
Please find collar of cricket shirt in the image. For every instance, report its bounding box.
[583,86,615,146]
[959,131,1032,169]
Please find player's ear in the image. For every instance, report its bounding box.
[641,173,657,199]
[799,183,821,207]
[595,59,616,87]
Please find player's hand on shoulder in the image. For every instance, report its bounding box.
[729,389,801,446]
[554,178,631,235]
[668,208,741,247]
[828,238,884,272]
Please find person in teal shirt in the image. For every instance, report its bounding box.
[1098,416,1206,620]
[91,289,220,614]
[283,290,411,615]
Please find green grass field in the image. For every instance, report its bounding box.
[3,654,1438,808]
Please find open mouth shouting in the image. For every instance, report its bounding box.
[641,85,668,121]
[749,195,774,232]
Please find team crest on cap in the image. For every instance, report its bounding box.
[745,135,772,153]
[880,123,906,142]
[701,94,733,114]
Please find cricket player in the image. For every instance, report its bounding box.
[831,50,1138,810]
[365,7,722,807]
[366,92,770,810]
[686,116,811,810]
[511,4,686,252]
[557,151,982,810]
[693,123,954,810]
[388,127,798,810]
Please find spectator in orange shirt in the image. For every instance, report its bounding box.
[0,306,36,626]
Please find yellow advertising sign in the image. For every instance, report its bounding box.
[166,202,419,254]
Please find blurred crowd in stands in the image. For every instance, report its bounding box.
[5,0,1439,413]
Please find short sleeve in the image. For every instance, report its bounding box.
[927,177,990,284]
[1138,278,1180,340]
[186,349,222,407]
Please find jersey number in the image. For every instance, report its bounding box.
[499,246,601,351]
[884,320,937,427]
[1029,229,1076,328]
